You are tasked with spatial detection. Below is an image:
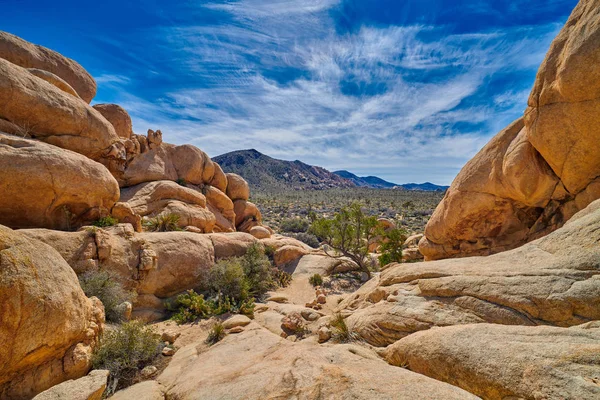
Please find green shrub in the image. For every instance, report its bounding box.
[279,218,309,233]
[207,258,251,302]
[271,268,292,288]
[378,228,408,268]
[330,313,355,343]
[284,232,320,248]
[143,213,181,232]
[92,320,163,394]
[79,271,135,322]
[241,243,275,297]
[92,216,118,228]
[309,273,323,287]
[171,290,213,324]
[206,322,226,345]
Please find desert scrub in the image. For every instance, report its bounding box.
[330,313,356,343]
[271,268,292,288]
[378,228,408,268]
[92,320,163,394]
[279,218,310,233]
[143,213,181,232]
[171,290,213,324]
[206,322,226,345]
[309,273,323,287]
[92,216,118,228]
[284,232,320,248]
[78,270,135,322]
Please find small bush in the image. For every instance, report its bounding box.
[309,273,323,287]
[171,290,213,324]
[206,322,226,345]
[330,313,355,343]
[92,320,163,394]
[207,258,251,302]
[79,271,135,322]
[378,228,407,268]
[279,218,309,233]
[143,213,181,232]
[241,243,276,297]
[284,232,320,248]
[271,268,292,288]
[92,216,118,228]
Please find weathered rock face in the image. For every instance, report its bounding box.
[0,225,104,399]
[0,31,97,102]
[421,1,600,260]
[0,58,122,163]
[385,323,600,400]
[92,104,132,139]
[154,323,477,400]
[341,199,600,347]
[19,227,309,321]
[118,180,216,233]
[225,173,250,201]
[0,133,119,230]
[32,369,109,400]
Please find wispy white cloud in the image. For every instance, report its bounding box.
[93,0,565,184]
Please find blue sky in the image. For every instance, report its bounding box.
[3,0,577,184]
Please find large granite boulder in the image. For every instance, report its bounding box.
[0,58,122,164]
[421,1,600,260]
[0,225,104,399]
[0,133,119,230]
[385,323,600,400]
[0,31,96,102]
[341,199,600,346]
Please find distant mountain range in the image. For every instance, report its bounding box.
[333,170,448,191]
[213,149,449,192]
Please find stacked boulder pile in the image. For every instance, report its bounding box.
[0,31,311,398]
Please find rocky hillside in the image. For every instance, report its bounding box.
[213,149,355,191]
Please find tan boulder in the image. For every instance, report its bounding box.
[421,2,600,260]
[208,232,257,259]
[233,199,262,230]
[273,245,310,267]
[32,370,109,400]
[341,199,600,346]
[0,133,119,230]
[210,162,228,192]
[204,185,235,232]
[226,173,250,201]
[119,180,216,233]
[156,323,477,399]
[0,225,104,399]
[27,68,79,98]
[385,323,600,400]
[0,58,122,163]
[0,31,96,102]
[223,314,252,329]
[260,234,313,252]
[249,225,271,239]
[92,104,132,139]
[109,381,165,400]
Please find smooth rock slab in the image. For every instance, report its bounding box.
[33,370,109,400]
[385,324,600,400]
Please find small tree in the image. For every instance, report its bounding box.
[311,203,378,279]
[378,228,408,268]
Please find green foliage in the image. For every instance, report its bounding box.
[207,258,251,302]
[143,213,181,232]
[309,273,323,287]
[279,218,310,233]
[92,216,118,228]
[206,322,226,345]
[171,290,213,324]
[284,232,320,248]
[92,320,163,394]
[311,203,379,278]
[241,243,275,297]
[271,268,292,288]
[330,313,355,343]
[378,228,408,268]
[78,270,135,322]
